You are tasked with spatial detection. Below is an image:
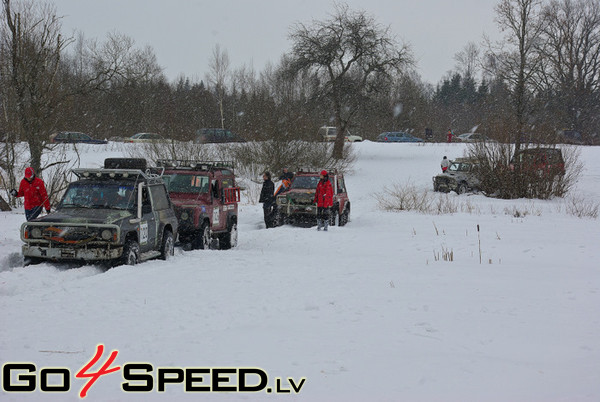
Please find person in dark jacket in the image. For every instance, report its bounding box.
[259,171,276,228]
[314,170,333,231]
[10,167,51,221]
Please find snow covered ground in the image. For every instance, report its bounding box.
[1,142,599,401]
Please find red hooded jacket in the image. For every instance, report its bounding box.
[314,178,333,207]
[17,176,50,210]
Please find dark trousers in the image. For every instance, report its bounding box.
[25,206,43,221]
[263,202,275,228]
[317,207,330,221]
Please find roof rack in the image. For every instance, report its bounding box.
[71,168,165,185]
[295,167,338,174]
[156,159,235,171]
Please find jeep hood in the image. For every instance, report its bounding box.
[281,189,315,203]
[34,208,134,225]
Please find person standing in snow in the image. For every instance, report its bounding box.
[10,167,51,221]
[447,129,453,143]
[441,156,450,172]
[314,169,333,231]
[275,167,294,197]
[278,167,294,181]
[259,171,276,228]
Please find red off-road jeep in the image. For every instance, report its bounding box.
[274,168,350,227]
[159,160,240,249]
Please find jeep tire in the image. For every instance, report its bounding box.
[219,221,238,250]
[339,207,349,226]
[160,230,175,260]
[192,222,211,250]
[119,239,140,266]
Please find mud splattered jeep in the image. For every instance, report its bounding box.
[21,158,178,266]
[275,168,350,226]
[433,158,481,194]
[158,160,240,250]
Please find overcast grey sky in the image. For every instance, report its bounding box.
[53,0,501,85]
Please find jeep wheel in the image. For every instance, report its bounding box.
[192,222,211,250]
[339,207,349,226]
[220,222,238,250]
[120,239,140,266]
[456,183,468,195]
[160,230,175,260]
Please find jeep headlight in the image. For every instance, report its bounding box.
[181,211,189,220]
[31,227,42,238]
[277,196,287,205]
[100,229,113,241]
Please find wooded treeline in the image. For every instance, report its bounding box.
[1,0,599,159]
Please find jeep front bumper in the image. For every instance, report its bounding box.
[22,244,124,261]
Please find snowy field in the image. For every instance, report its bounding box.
[1,141,599,401]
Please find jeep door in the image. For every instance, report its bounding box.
[210,179,227,231]
[139,185,158,253]
[149,184,173,245]
[335,175,348,214]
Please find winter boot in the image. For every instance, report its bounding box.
[317,219,322,231]
[323,219,329,231]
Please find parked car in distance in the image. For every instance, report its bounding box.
[194,128,246,144]
[126,133,165,143]
[376,132,424,143]
[433,157,481,194]
[557,129,584,145]
[455,133,495,143]
[319,126,363,142]
[50,131,108,144]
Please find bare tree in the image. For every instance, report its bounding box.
[487,0,546,151]
[539,0,600,140]
[454,42,481,79]
[0,0,71,174]
[288,3,413,159]
[208,44,230,130]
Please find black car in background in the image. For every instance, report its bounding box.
[50,131,108,144]
[194,128,246,144]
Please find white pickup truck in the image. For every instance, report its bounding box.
[318,126,363,142]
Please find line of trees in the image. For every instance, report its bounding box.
[1,0,599,200]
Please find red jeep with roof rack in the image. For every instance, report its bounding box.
[158,160,240,250]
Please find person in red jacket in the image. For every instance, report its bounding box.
[10,167,51,221]
[314,169,333,231]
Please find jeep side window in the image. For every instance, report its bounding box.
[338,177,346,193]
[211,180,219,199]
[221,178,232,188]
[149,185,170,211]
[136,186,151,212]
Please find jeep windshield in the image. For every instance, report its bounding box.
[448,162,472,172]
[163,174,209,194]
[290,176,321,189]
[59,182,135,210]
